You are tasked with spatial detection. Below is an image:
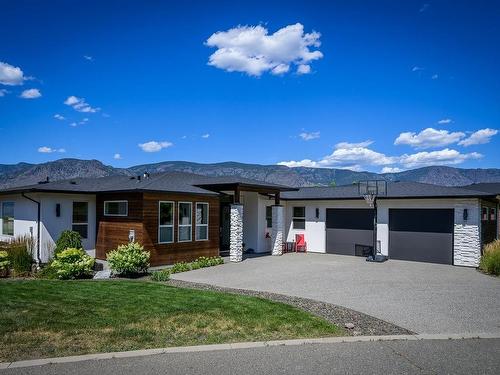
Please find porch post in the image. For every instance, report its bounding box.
[229,204,244,262]
[271,205,284,256]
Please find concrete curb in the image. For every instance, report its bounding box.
[2,333,499,369]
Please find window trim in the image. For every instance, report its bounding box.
[1,201,15,237]
[103,200,129,217]
[158,201,175,244]
[195,202,209,241]
[292,206,306,230]
[178,201,193,242]
[72,201,89,239]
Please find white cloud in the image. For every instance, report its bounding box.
[0,89,8,97]
[411,66,424,72]
[437,118,453,124]
[20,88,41,99]
[431,74,439,79]
[394,128,465,149]
[83,55,94,61]
[205,23,323,76]
[138,141,173,152]
[70,122,77,127]
[297,64,311,74]
[458,128,498,147]
[400,148,482,168]
[299,131,320,141]
[54,114,65,120]
[381,167,402,173]
[64,95,100,113]
[113,153,122,160]
[0,61,26,86]
[38,146,66,153]
[278,141,483,171]
[201,133,210,139]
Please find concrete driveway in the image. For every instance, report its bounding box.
[171,253,500,335]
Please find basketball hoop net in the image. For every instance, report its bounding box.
[363,194,376,208]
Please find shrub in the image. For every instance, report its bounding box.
[51,248,95,280]
[1,236,33,275]
[150,269,170,282]
[35,262,59,280]
[195,256,224,268]
[55,230,83,256]
[0,250,10,277]
[107,242,150,276]
[170,262,191,274]
[480,240,500,276]
[190,261,201,270]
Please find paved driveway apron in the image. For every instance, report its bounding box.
[172,253,500,334]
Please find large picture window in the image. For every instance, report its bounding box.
[292,207,306,230]
[196,202,209,241]
[1,202,14,236]
[104,201,128,216]
[72,202,88,239]
[158,201,174,243]
[178,202,192,242]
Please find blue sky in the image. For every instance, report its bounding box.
[1,0,499,172]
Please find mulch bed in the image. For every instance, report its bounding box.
[166,279,414,336]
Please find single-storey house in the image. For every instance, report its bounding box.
[0,172,498,267]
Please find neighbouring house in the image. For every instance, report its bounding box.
[0,172,498,267]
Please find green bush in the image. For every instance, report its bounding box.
[55,230,83,256]
[1,237,33,275]
[150,269,170,282]
[107,242,150,276]
[195,256,224,268]
[170,262,191,274]
[0,250,10,277]
[51,248,95,280]
[190,261,201,270]
[35,262,59,280]
[480,240,500,276]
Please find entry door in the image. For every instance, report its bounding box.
[220,204,231,253]
[325,208,374,256]
[389,209,453,265]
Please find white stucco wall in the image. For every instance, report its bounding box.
[0,193,96,262]
[282,198,482,266]
[283,200,369,253]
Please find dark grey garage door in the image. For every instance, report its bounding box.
[326,209,374,256]
[389,209,454,265]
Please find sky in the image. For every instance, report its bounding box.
[1,0,499,173]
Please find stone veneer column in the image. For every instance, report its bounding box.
[229,204,244,262]
[271,205,284,256]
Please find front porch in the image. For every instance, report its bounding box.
[193,179,297,262]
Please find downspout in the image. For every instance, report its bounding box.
[21,193,41,266]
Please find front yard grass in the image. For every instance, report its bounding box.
[0,280,342,362]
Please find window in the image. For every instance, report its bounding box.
[1,202,14,236]
[178,202,192,242]
[292,207,306,230]
[196,203,209,241]
[266,206,272,228]
[72,202,88,239]
[158,201,174,243]
[482,207,488,221]
[490,207,497,222]
[104,201,128,216]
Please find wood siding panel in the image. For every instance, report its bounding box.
[95,191,220,266]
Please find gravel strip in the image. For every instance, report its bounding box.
[166,279,414,336]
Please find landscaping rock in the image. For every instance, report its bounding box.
[344,322,355,329]
[93,270,111,279]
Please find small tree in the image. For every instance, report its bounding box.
[55,230,83,256]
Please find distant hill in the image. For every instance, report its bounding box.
[1,158,500,189]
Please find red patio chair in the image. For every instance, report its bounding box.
[295,234,307,252]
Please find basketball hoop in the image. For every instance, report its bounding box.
[363,194,376,208]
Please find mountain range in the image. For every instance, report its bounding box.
[1,158,500,189]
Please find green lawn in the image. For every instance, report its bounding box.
[0,280,342,362]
